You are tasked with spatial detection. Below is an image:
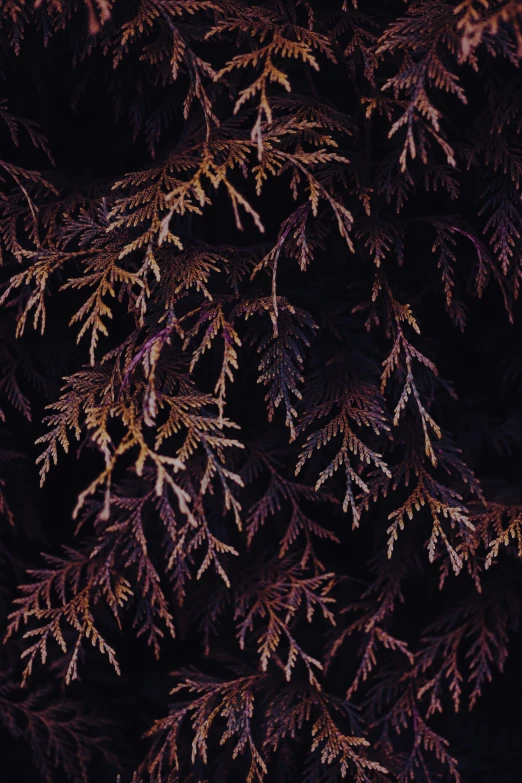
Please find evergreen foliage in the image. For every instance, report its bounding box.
[1,1,522,780]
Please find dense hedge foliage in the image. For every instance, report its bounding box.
[2,1,522,781]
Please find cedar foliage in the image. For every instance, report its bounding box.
[1,1,522,781]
